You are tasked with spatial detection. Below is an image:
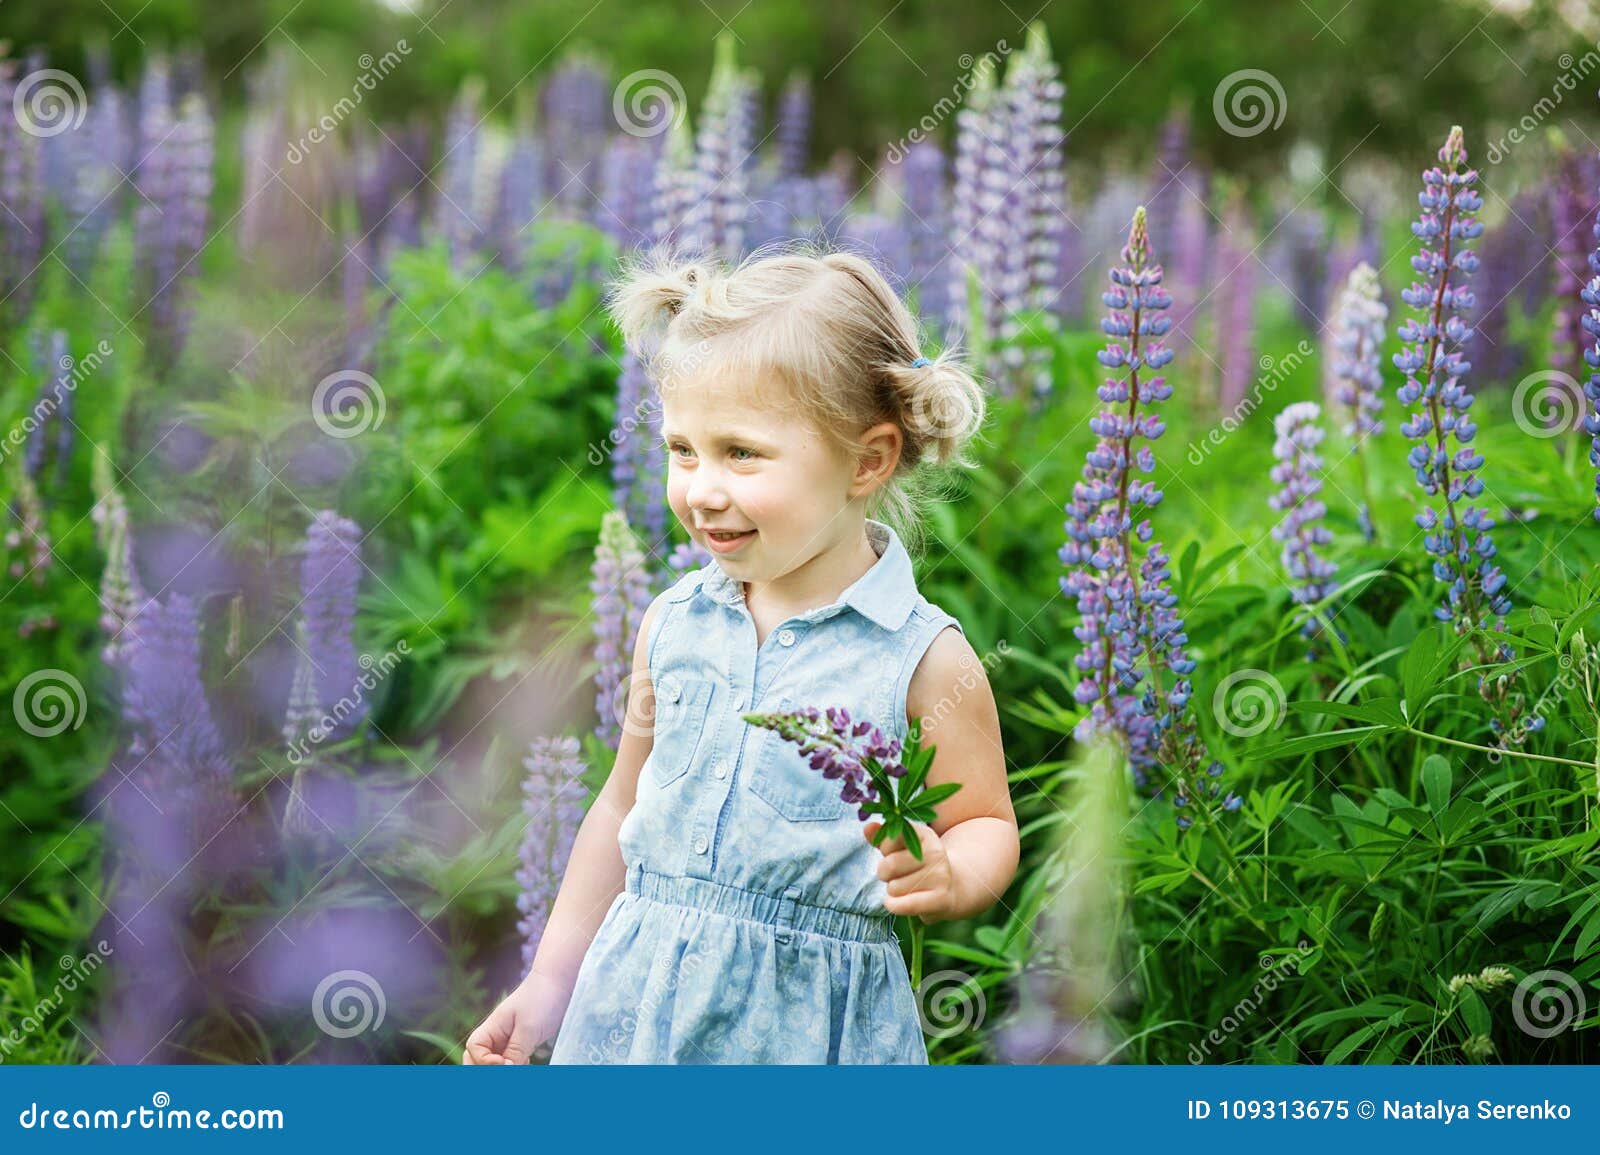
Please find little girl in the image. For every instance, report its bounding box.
[464,244,1019,1065]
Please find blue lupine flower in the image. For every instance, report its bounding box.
[516,736,588,977]
[1580,164,1600,523]
[1329,262,1387,540]
[1060,207,1218,825]
[1395,126,1541,741]
[298,510,368,742]
[1269,401,1338,656]
[590,511,653,751]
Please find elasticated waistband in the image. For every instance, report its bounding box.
[626,864,895,944]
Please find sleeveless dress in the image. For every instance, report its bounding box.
[548,518,964,1064]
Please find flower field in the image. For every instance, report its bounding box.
[4,4,1600,1066]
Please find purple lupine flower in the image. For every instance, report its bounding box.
[1549,147,1600,413]
[897,141,949,329]
[134,68,212,370]
[1330,262,1387,540]
[774,71,811,180]
[433,77,485,268]
[1269,402,1338,655]
[610,349,668,558]
[650,113,699,253]
[119,592,234,844]
[596,132,659,253]
[839,207,912,293]
[1060,207,1220,822]
[1213,196,1258,414]
[515,735,588,977]
[63,82,128,281]
[681,32,756,261]
[742,705,895,820]
[540,53,609,218]
[1144,107,1188,256]
[0,57,47,334]
[297,510,368,742]
[947,53,1004,350]
[590,511,652,751]
[664,539,712,579]
[1006,22,1067,402]
[1580,162,1600,523]
[1166,164,1210,345]
[494,127,548,271]
[1472,192,1536,388]
[282,617,322,761]
[1394,126,1540,741]
[1285,207,1329,333]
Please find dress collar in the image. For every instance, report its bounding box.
[697,518,917,632]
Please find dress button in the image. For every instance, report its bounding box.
[778,628,796,647]
[693,836,708,854]
[713,761,728,779]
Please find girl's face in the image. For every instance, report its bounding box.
[661,367,858,581]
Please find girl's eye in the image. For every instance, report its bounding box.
[730,446,756,462]
[669,443,693,459]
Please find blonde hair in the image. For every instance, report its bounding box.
[604,239,987,556]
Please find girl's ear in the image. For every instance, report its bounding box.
[850,421,902,497]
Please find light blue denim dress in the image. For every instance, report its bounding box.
[548,519,963,1064]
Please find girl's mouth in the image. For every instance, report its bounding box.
[704,528,756,553]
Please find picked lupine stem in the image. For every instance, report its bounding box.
[742,705,960,997]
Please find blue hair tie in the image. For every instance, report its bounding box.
[911,356,931,368]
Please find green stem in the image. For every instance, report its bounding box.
[909,918,924,993]
[1403,726,1591,770]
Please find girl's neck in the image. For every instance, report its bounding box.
[742,523,882,622]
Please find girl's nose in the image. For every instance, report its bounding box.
[685,466,730,512]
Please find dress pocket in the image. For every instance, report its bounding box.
[646,674,716,788]
[747,694,851,822]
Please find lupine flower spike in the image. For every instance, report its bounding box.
[1269,402,1338,660]
[1394,126,1541,744]
[1329,261,1387,541]
[1580,162,1600,522]
[1059,207,1231,829]
[743,704,958,991]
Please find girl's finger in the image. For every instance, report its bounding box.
[883,889,940,918]
[875,849,919,881]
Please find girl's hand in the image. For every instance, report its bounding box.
[864,819,959,925]
[462,978,565,1065]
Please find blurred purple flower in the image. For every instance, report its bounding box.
[515,736,588,976]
